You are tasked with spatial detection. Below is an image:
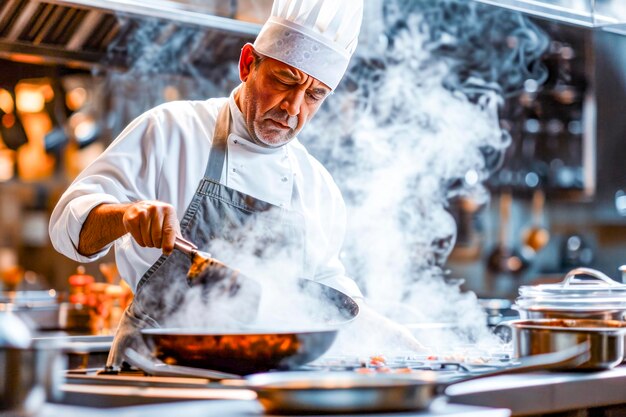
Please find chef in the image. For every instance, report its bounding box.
[50,0,425,366]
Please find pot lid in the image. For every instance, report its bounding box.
[516,268,626,309]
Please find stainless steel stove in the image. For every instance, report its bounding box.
[59,351,515,408]
[57,353,626,416]
[302,352,513,374]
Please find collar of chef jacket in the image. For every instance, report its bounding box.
[224,92,295,209]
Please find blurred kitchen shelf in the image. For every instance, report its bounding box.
[51,0,262,35]
[474,0,626,28]
[0,0,261,70]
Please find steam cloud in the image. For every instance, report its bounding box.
[99,22,243,136]
[101,0,549,353]
[303,0,548,349]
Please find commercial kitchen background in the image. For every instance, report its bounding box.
[0,0,625,305]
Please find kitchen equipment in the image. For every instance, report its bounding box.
[141,279,359,375]
[487,192,531,274]
[0,91,28,151]
[560,234,594,270]
[508,318,626,370]
[0,308,65,416]
[521,189,550,253]
[124,347,241,380]
[474,0,626,28]
[514,267,626,320]
[479,298,517,327]
[34,334,113,370]
[239,342,590,414]
[126,339,588,414]
[0,291,68,331]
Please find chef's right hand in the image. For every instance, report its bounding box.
[123,200,181,255]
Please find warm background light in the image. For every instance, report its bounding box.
[0,89,14,113]
[66,87,87,111]
[16,87,45,113]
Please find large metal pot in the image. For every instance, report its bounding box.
[0,308,65,416]
[141,280,359,375]
[509,318,626,370]
[514,268,626,320]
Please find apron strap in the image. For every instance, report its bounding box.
[205,102,231,181]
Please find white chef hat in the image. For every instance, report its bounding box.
[253,0,364,90]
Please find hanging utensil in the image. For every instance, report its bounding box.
[521,189,550,253]
[42,81,72,155]
[0,89,28,151]
[487,191,530,274]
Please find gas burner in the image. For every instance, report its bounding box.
[302,351,514,375]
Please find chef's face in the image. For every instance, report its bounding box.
[237,44,331,148]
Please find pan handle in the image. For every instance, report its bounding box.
[124,347,242,381]
[173,236,199,257]
[563,268,621,287]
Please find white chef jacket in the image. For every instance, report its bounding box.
[49,90,362,298]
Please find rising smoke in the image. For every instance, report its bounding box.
[101,0,549,351]
[99,21,243,137]
[303,0,548,347]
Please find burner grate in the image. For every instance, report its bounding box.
[302,350,514,375]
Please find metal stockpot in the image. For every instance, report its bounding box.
[514,268,626,321]
[0,308,64,416]
[509,319,626,370]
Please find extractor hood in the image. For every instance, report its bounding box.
[474,0,626,31]
[0,0,263,69]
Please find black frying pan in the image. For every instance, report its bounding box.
[141,280,359,375]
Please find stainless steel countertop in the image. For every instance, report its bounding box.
[54,362,626,415]
[446,366,626,415]
[36,400,510,417]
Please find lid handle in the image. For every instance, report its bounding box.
[563,267,621,287]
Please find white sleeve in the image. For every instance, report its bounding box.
[313,189,363,299]
[49,110,165,263]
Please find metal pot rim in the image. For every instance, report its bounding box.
[508,319,626,334]
[141,326,341,336]
[513,303,626,311]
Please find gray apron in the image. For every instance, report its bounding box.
[107,102,305,367]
